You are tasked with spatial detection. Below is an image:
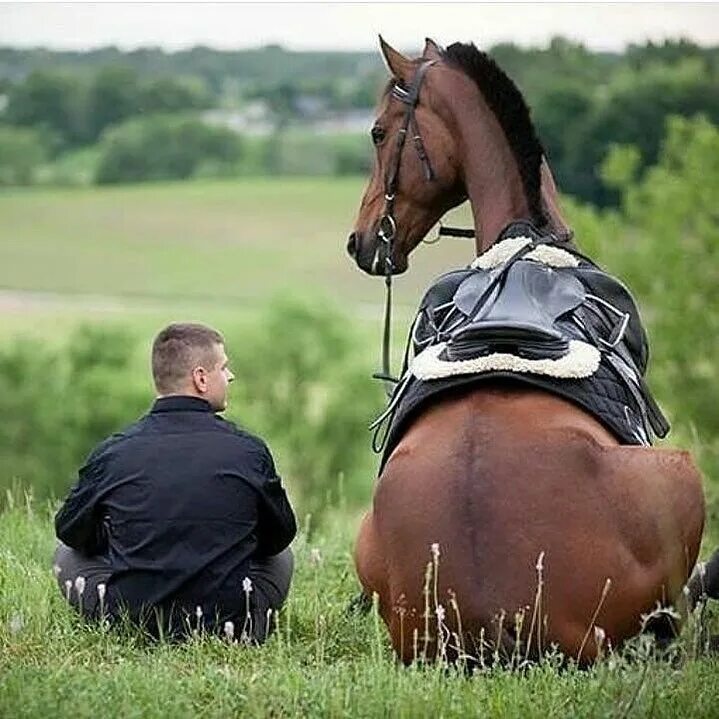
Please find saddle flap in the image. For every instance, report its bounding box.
[474,261,586,326]
[452,270,503,317]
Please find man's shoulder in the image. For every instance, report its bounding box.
[211,415,270,452]
[84,416,150,464]
[211,417,279,481]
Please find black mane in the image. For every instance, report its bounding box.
[441,42,546,225]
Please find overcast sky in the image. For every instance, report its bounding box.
[1,2,718,53]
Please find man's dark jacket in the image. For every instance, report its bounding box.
[55,395,297,633]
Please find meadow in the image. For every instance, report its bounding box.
[1,165,718,717]
[0,177,475,333]
[2,494,718,719]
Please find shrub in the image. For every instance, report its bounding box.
[225,297,383,518]
[0,301,383,523]
[95,114,243,184]
[0,125,48,185]
[0,326,148,503]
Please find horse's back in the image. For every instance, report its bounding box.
[357,384,704,662]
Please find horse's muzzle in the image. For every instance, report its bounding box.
[346,231,408,276]
[346,232,359,259]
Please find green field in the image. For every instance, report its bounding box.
[0,178,475,338]
[1,497,718,719]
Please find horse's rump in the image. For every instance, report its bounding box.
[363,386,703,664]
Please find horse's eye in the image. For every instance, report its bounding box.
[371,126,386,146]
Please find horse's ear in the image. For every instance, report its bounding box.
[379,35,413,82]
[422,37,444,60]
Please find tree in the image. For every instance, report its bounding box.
[564,58,719,205]
[598,116,719,435]
[0,126,47,184]
[85,65,141,142]
[94,114,243,184]
[137,76,212,115]
[5,70,87,150]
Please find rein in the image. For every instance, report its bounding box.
[373,60,473,395]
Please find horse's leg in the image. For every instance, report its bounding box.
[355,510,425,661]
[588,444,705,653]
[684,546,719,655]
[354,511,390,612]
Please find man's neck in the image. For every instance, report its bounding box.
[157,390,203,401]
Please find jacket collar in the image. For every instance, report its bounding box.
[151,396,214,414]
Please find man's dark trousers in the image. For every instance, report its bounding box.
[54,543,294,641]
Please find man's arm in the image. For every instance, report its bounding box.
[253,446,297,557]
[54,444,110,555]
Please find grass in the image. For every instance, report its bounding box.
[0,177,475,309]
[1,495,718,718]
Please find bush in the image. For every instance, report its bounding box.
[0,301,383,522]
[226,297,383,518]
[36,145,100,186]
[0,326,148,503]
[0,125,48,185]
[95,114,243,184]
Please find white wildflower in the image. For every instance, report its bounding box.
[64,579,72,599]
[223,621,235,641]
[242,577,253,594]
[430,542,440,560]
[96,583,106,603]
[195,606,203,620]
[52,564,61,578]
[309,548,322,567]
[435,604,446,623]
[74,576,86,596]
[594,626,606,646]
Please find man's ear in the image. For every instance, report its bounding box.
[192,366,208,394]
[422,37,444,61]
[379,35,414,83]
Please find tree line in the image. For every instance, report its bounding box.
[1,38,718,204]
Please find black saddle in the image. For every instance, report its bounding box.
[372,221,669,465]
[445,260,587,361]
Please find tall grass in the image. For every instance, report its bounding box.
[1,493,718,719]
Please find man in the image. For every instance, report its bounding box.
[54,323,296,642]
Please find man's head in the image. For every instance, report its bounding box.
[151,323,234,411]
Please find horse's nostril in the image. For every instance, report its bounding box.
[347,232,358,257]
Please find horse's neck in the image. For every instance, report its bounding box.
[451,87,570,253]
[539,158,572,241]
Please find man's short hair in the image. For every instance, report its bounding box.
[152,323,224,394]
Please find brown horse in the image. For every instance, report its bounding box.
[347,37,705,665]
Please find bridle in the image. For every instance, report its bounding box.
[374,60,472,395]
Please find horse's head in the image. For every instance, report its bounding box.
[348,37,572,276]
[347,37,468,276]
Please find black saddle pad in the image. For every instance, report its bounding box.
[379,365,646,471]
